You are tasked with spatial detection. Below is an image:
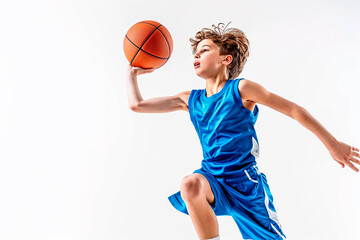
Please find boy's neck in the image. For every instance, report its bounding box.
[204,73,229,97]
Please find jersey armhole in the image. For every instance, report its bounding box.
[188,90,196,122]
[233,78,259,117]
[233,78,245,107]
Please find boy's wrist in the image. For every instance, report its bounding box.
[126,65,137,76]
[125,69,138,80]
[325,136,339,151]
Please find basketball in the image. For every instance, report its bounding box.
[123,20,173,69]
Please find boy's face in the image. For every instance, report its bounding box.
[193,39,230,79]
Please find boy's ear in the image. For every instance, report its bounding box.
[222,55,233,66]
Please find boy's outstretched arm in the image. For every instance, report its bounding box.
[125,65,190,113]
[239,79,360,172]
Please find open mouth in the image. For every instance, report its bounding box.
[194,62,200,69]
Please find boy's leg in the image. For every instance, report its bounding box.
[205,236,220,240]
[180,173,219,240]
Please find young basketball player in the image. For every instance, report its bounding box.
[125,22,360,240]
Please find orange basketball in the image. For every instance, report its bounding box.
[123,20,173,69]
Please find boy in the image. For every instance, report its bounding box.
[125,22,360,240]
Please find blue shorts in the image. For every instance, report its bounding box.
[168,164,286,240]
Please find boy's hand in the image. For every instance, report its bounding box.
[127,64,154,76]
[328,140,360,172]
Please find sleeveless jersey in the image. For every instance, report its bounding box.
[188,78,260,177]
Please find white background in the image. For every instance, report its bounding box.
[1,0,359,239]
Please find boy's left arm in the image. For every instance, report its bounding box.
[240,80,360,172]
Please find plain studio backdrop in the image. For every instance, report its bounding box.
[0,0,359,239]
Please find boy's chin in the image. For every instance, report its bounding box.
[194,70,207,79]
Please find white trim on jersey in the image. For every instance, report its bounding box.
[251,136,259,158]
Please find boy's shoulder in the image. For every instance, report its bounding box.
[237,78,259,107]
[235,77,249,93]
[237,78,254,93]
[176,91,192,111]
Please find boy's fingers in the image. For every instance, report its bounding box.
[351,151,360,158]
[350,157,360,165]
[143,68,154,74]
[338,161,345,168]
[136,67,154,72]
[345,160,359,172]
[335,159,344,167]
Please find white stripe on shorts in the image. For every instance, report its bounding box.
[263,185,286,239]
[271,223,285,239]
[244,169,258,183]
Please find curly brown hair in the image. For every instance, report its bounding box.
[189,22,250,79]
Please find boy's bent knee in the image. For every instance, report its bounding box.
[180,174,204,202]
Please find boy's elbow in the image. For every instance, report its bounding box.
[130,104,140,112]
[291,104,306,120]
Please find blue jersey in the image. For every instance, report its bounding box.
[188,78,260,177]
[168,79,287,239]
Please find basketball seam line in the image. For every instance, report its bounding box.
[125,34,169,60]
[155,28,171,59]
[130,24,164,65]
[139,21,158,28]
[139,21,171,59]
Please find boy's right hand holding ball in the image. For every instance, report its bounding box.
[127,64,154,77]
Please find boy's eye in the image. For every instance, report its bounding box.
[194,49,208,56]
